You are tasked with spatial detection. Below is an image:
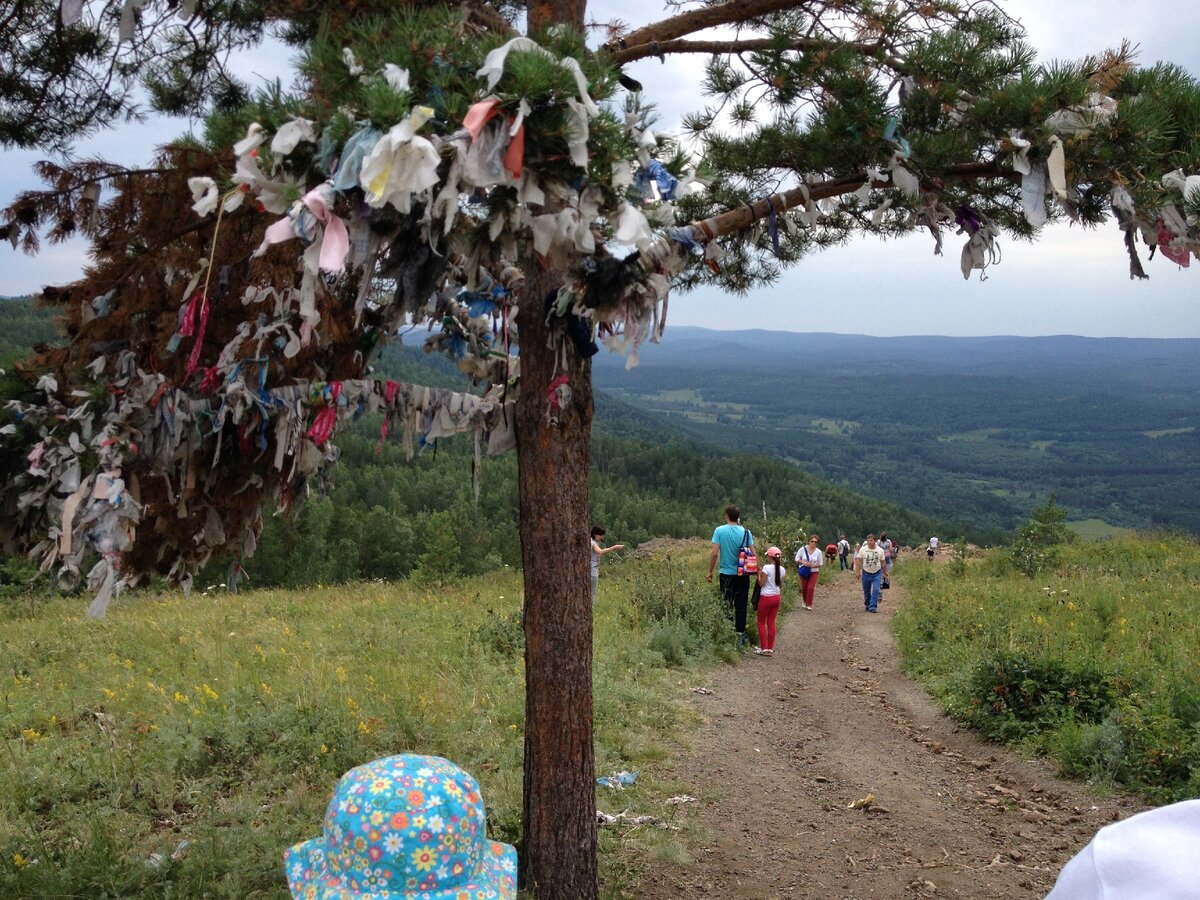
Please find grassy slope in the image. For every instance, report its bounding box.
[894,535,1200,802]
[0,550,731,898]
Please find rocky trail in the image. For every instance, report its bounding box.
[634,560,1144,899]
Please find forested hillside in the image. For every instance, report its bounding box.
[0,296,62,364]
[595,328,1200,534]
[0,301,953,592]
[229,346,953,588]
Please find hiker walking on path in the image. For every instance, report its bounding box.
[795,535,824,610]
[928,536,939,559]
[590,525,624,605]
[754,547,784,656]
[838,534,851,570]
[855,533,887,613]
[708,504,754,645]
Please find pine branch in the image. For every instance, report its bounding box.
[608,35,896,66]
[601,0,810,54]
[693,159,1010,240]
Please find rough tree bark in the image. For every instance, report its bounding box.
[513,0,601,891]
[515,266,598,899]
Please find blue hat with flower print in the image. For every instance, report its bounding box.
[285,754,517,900]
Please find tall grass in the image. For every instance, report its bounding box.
[895,534,1200,801]
[1,550,731,898]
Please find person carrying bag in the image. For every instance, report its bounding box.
[794,535,824,610]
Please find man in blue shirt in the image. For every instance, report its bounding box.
[707,504,753,644]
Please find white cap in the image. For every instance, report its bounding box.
[1046,799,1200,899]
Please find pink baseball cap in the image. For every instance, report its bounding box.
[765,546,782,558]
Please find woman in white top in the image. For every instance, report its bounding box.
[794,534,824,610]
[754,547,785,656]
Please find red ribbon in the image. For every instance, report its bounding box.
[376,379,401,454]
[306,381,343,447]
[178,289,211,376]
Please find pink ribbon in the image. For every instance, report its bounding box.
[260,185,350,272]
[302,185,349,272]
[464,99,503,140]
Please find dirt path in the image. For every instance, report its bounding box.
[635,563,1144,899]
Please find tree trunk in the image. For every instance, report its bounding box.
[515,268,597,899]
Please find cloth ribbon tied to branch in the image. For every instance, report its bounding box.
[306,381,343,447]
[259,184,350,273]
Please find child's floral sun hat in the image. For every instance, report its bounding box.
[285,754,517,899]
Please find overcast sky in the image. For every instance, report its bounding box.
[3,1,1197,338]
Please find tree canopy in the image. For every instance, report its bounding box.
[2,1,1199,896]
[3,0,1198,596]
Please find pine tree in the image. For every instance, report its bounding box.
[3,2,1200,897]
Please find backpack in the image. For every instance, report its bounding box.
[737,527,758,575]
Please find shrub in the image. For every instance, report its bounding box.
[622,558,730,658]
[647,618,699,667]
[963,652,1114,742]
[475,607,525,658]
[1053,713,1125,783]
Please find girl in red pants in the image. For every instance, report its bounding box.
[754,546,784,656]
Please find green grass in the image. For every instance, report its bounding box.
[938,428,1003,442]
[1142,427,1195,438]
[1,551,733,898]
[894,534,1200,802]
[640,389,750,414]
[1066,519,1136,541]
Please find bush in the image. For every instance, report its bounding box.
[963,652,1114,742]
[621,558,731,659]
[474,607,525,658]
[647,618,700,667]
[1052,714,1126,783]
[0,556,43,603]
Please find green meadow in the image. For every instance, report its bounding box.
[1,552,731,898]
[895,535,1200,802]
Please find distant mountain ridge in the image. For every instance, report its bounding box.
[592,327,1200,534]
[595,327,1200,387]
